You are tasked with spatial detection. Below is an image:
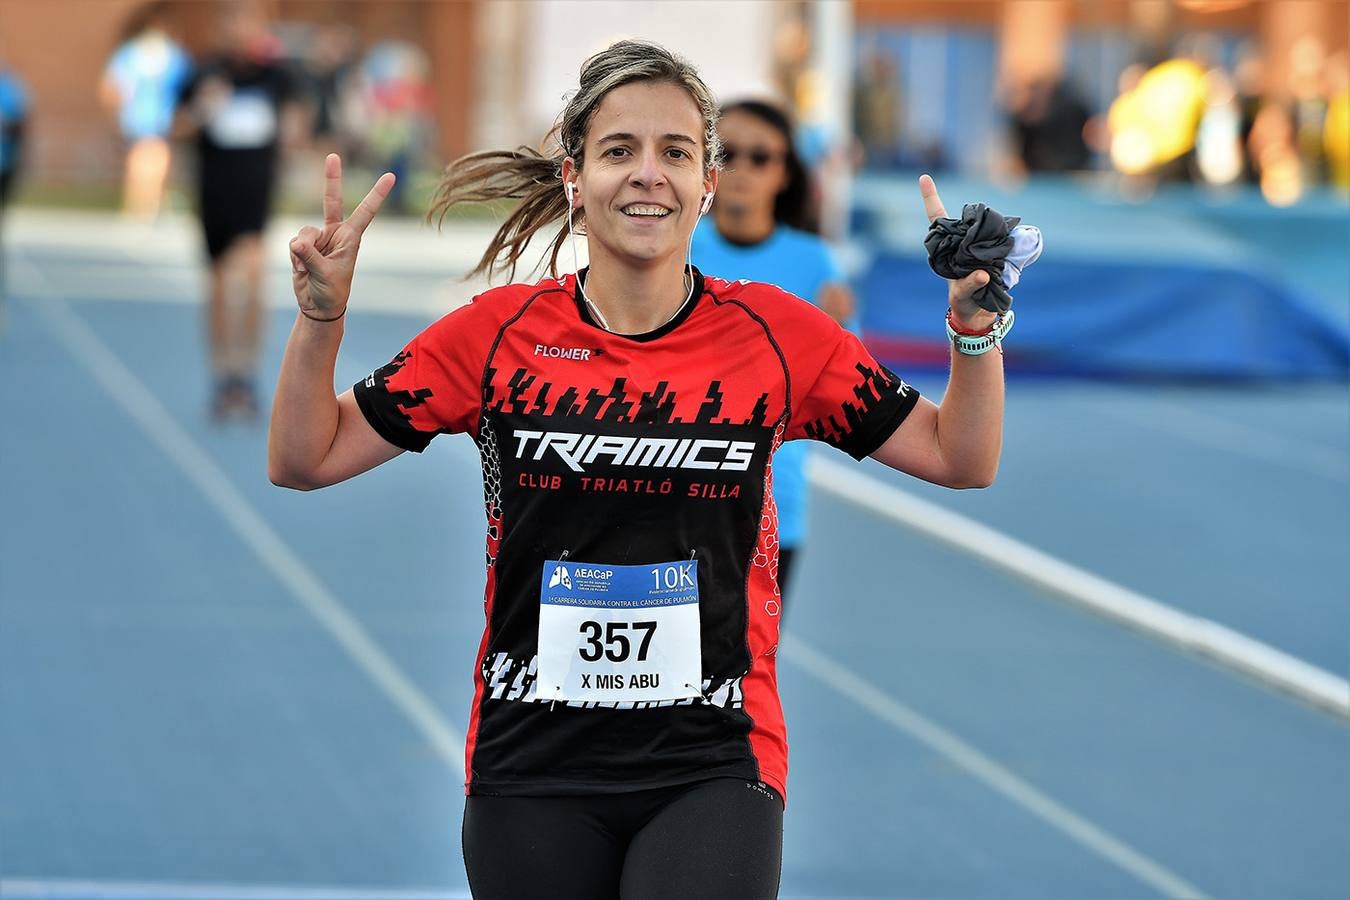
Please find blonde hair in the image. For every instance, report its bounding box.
[429,40,720,281]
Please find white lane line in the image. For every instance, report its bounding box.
[13,258,470,318]
[0,879,468,900]
[782,637,1209,900]
[21,285,466,777]
[1093,396,1350,485]
[809,456,1350,719]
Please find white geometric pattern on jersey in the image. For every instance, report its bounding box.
[477,415,503,569]
[752,417,787,617]
[481,651,744,710]
[486,651,537,702]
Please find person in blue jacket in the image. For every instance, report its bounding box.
[99,2,193,221]
[692,99,856,606]
[0,62,29,310]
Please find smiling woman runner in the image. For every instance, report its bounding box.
[269,40,1006,900]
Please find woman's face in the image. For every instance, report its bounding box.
[567,80,716,270]
[714,110,789,216]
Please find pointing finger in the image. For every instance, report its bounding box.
[323,153,343,227]
[919,173,948,223]
[346,172,396,236]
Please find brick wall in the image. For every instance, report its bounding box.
[0,0,144,184]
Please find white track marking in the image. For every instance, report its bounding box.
[14,255,474,317]
[782,637,1209,899]
[809,456,1350,718]
[0,879,468,900]
[8,208,511,317]
[21,283,466,777]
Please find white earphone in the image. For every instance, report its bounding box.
[565,181,577,206]
[700,192,715,215]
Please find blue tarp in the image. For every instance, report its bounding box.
[851,175,1350,380]
[859,253,1350,379]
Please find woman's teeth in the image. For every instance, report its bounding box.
[622,205,670,217]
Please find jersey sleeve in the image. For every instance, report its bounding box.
[352,295,502,452]
[780,294,920,459]
[176,62,203,108]
[169,48,194,95]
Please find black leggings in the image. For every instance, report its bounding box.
[462,777,783,900]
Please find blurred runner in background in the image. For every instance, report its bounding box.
[99,1,192,222]
[177,1,300,421]
[1006,76,1092,174]
[351,40,433,216]
[692,99,855,607]
[299,22,359,156]
[0,60,29,315]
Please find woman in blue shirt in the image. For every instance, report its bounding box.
[691,100,856,606]
[0,63,28,309]
[99,3,192,221]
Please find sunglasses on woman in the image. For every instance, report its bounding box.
[721,144,783,169]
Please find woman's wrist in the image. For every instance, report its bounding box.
[947,308,1014,355]
[299,305,346,323]
[947,307,998,335]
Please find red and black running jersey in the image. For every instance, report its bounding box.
[353,268,919,800]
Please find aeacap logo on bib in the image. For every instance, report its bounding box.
[574,567,614,580]
[548,564,614,592]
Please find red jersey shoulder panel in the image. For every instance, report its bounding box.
[703,277,920,459]
[353,280,570,451]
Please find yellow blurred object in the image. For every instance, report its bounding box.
[1108,58,1208,175]
[1325,89,1350,189]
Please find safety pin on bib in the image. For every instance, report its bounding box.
[549,549,570,711]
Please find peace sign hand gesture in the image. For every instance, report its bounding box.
[289,154,396,321]
[918,174,997,331]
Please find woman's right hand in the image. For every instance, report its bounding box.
[918,174,997,332]
[289,153,396,320]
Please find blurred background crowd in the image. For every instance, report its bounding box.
[0,0,1347,382]
[1,0,1346,216]
[851,1,1349,204]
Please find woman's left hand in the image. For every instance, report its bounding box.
[918,174,997,331]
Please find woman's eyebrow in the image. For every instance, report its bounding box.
[596,132,698,146]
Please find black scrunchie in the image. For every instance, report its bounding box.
[924,202,1019,313]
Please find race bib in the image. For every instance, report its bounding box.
[536,559,701,703]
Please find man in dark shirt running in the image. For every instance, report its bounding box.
[178,4,299,421]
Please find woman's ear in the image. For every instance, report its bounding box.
[561,156,580,207]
